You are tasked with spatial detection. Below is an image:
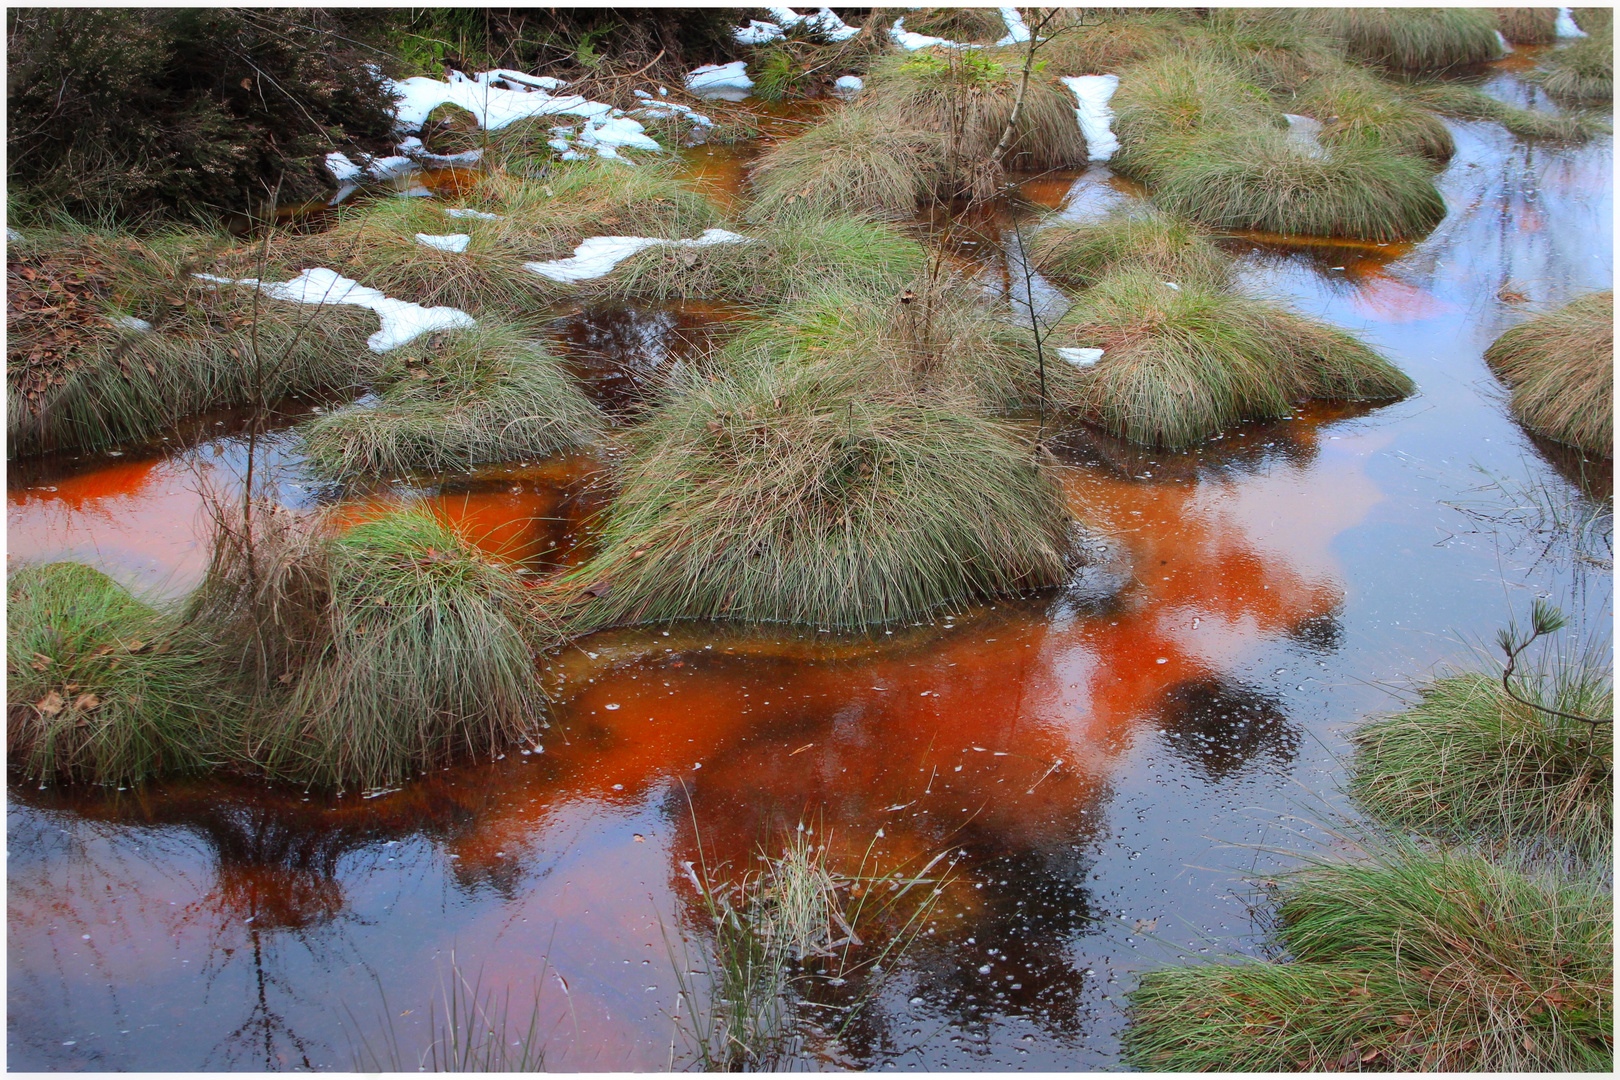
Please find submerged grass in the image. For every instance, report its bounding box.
[749,106,946,218]
[1028,204,1234,292]
[300,322,601,479]
[1352,659,1613,858]
[595,211,929,305]
[1407,80,1610,141]
[1299,6,1505,71]
[559,363,1075,631]
[1530,30,1614,101]
[1049,269,1413,448]
[1484,290,1614,457]
[8,228,379,457]
[188,502,555,789]
[7,563,229,785]
[1125,846,1613,1071]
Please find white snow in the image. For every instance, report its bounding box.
[1495,29,1513,53]
[1057,347,1104,368]
[388,70,615,132]
[195,268,475,352]
[325,151,365,182]
[996,7,1032,45]
[524,228,751,283]
[444,207,500,220]
[1556,7,1587,37]
[735,20,786,45]
[415,233,471,253]
[833,74,865,100]
[686,61,754,101]
[890,17,970,50]
[1282,113,1328,157]
[734,7,857,44]
[110,315,153,332]
[1162,282,1181,291]
[633,90,714,128]
[6,228,22,243]
[1061,75,1121,162]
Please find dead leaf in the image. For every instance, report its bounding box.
[73,692,101,712]
[29,652,52,671]
[35,690,65,717]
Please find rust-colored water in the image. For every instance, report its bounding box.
[8,62,1613,1070]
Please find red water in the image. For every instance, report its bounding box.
[7,61,1612,1071]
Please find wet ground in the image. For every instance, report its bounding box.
[6,54,1613,1070]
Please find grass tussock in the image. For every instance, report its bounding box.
[559,363,1075,631]
[1049,269,1413,448]
[306,199,551,316]
[1299,7,1505,71]
[8,228,379,457]
[1493,7,1558,44]
[7,563,228,784]
[1407,80,1610,141]
[1183,10,1351,94]
[1105,53,1281,183]
[479,157,720,261]
[300,322,601,479]
[1292,68,1456,164]
[749,107,946,219]
[904,6,1009,45]
[1484,291,1614,457]
[188,502,555,788]
[859,48,1089,180]
[1150,126,1447,242]
[594,212,928,305]
[1530,31,1614,101]
[1124,846,1613,1071]
[1352,661,1612,857]
[1028,205,1233,292]
[1034,9,1190,77]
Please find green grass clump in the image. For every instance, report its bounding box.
[300,322,601,479]
[1182,10,1350,94]
[7,563,228,784]
[1292,68,1456,163]
[8,229,379,457]
[190,504,554,788]
[481,157,721,261]
[1299,7,1505,70]
[903,6,1009,44]
[1033,9,1191,77]
[1407,80,1610,141]
[1150,126,1447,241]
[560,364,1075,631]
[860,48,1089,179]
[749,106,947,218]
[1028,205,1233,292]
[1352,664,1612,857]
[1484,291,1614,457]
[1494,7,1558,44]
[1530,32,1614,101]
[595,212,929,304]
[309,198,552,316]
[1108,54,1282,183]
[1048,269,1413,448]
[1125,847,1613,1071]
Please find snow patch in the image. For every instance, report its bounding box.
[196,268,475,352]
[1495,29,1513,53]
[833,74,865,100]
[686,61,754,101]
[444,208,500,221]
[6,228,22,243]
[1058,347,1104,368]
[110,315,153,332]
[388,70,616,132]
[415,233,471,253]
[1555,7,1587,37]
[890,17,971,50]
[996,7,1032,45]
[1062,75,1121,162]
[524,229,751,283]
[1282,113,1328,158]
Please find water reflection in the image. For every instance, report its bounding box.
[1153,677,1298,781]
[549,302,742,415]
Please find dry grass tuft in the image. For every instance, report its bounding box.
[1485,291,1614,457]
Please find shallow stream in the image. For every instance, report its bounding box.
[7,55,1613,1070]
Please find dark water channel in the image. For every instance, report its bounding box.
[7,57,1613,1070]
